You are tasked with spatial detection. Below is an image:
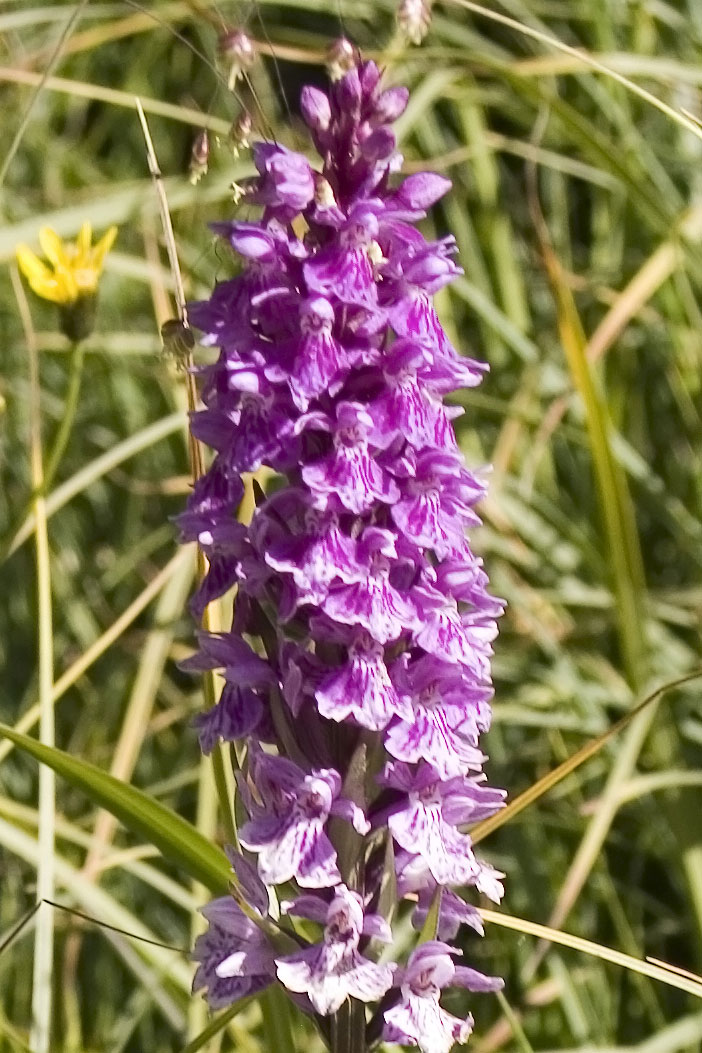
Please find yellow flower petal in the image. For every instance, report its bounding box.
[59,271,80,302]
[16,244,50,284]
[16,244,65,303]
[91,225,118,272]
[38,227,68,270]
[16,223,117,307]
[76,222,92,258]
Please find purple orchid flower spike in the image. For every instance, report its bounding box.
[182,50,505,1053]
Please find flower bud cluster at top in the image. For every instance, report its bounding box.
[181,57,505,1053]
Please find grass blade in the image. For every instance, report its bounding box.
[0,722,230,894]
[471,669,702,844]
[180,1002,252,1053]
[480,908,702,1000]
[11,266,56,1053]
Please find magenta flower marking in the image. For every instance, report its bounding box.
[383,942,503,1053]
[239,752,353,888]
[276,885,395,1014]
[182,53,505,1053]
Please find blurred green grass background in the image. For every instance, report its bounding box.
[1,1,702,1051]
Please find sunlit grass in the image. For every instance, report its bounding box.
[1,1,702,1051]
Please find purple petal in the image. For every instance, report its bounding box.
[453,965,504,993]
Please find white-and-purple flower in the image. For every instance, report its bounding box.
[239,752,366,888]
[192,897,276,1010]
[276,885,395,1014]
[380,761,505,886]
[383,942,503,1053]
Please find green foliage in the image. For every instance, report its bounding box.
[1,1,702,1052]
[0,722,230,894]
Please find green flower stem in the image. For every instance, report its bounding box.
[192,472,237,850]
[42,339,85,494]
[12,266,56,1053]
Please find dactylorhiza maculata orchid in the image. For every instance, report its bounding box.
[180,57,505,1053]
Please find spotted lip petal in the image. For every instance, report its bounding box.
[316,632,413,730]
[238,754,371,888]
[380,762,505,886]
[381,942,499,1053]
[275,886,395,1014]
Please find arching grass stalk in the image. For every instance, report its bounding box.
[136,98,237,849]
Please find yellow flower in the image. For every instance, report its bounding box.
[15,223,117,306]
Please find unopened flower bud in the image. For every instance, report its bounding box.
[300,86,331,135]
[59,297,96,342]
[229,110,252,156]
[218,28,255,90]
[397,0,433,45]
[189,130,210,184]
[326,37,357,80]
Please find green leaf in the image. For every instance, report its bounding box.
[376,835,397,929]
[0,722,230,894]
[262,988,298,1053]
[180,1001,251,1053]
[417,886,442,945]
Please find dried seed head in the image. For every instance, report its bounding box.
[219,27,255,65]
[397,0,433,45]
[219,28,255,90]
[189,130,210,184]
[326,37,357,80]
[229,110,252,156]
